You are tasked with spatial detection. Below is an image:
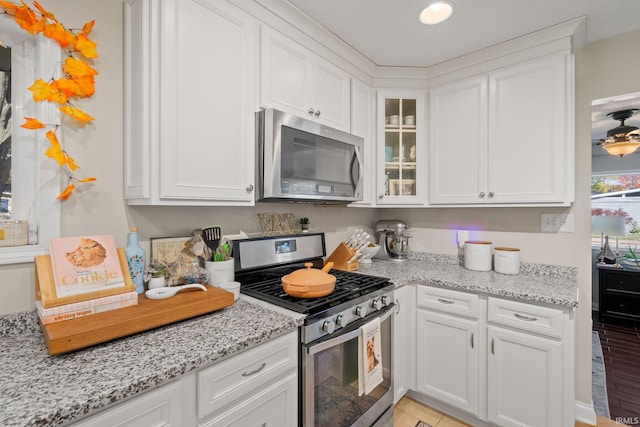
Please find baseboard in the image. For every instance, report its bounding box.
[575,400,597,426]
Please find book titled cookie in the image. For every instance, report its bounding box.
[49,235,126,298]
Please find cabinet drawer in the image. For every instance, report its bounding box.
[417,285,479,318]
[604,271,640,292]
[197,332,297,420]
[602,294,640,320]
[487,297,563,338]
[199,372,297,427]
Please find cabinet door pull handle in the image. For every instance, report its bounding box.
[488,191,494,198]
[308,108,315,116]
[314,110,321,117]
[514,313,538,322]
[471,333,474,349]
[479,192,486,198]
[246,184,254,192]
[491,338,495,354]
[437,298,455,304]
[395,298,401,315]
[241,362,266,377]
[379,194,384,199]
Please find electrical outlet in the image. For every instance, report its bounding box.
[541,214,574,233]
[457,230,469,247]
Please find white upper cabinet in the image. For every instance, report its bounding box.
[260,27,351,132]
[124,0,258,205]
[376,90,427,206]
[429,53,573,206]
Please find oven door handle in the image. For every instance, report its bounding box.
[306,307,393,356]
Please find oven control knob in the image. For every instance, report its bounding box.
[371,299,383,311]
[322,320,336,334]
[355,306,367,318]
[381,295,390,306]
[335,314,347,328]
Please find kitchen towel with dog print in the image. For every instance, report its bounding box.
[358,316,382,395]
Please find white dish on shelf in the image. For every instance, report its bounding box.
[402,124,416,129]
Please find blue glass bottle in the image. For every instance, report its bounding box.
[125,227,146,294]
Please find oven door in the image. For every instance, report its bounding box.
[302,306,393,427]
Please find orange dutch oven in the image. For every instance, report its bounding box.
[281,262,335,298]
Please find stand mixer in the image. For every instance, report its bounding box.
[374,220,411,261]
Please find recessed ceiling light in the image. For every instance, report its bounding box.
[419,1,454,25]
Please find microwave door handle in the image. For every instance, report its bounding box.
[351,146,363,190]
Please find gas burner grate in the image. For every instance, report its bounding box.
[238,269,392,315]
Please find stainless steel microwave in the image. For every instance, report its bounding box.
[256,108,364,204]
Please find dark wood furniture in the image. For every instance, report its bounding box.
[598,266,640,324]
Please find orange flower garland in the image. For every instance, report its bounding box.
[0,1,97,200]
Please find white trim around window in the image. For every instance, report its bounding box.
[0,24,61,265]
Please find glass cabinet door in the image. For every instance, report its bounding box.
[377,90,425,204]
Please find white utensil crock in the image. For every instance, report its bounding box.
[464,241,492,271]
[205,258,234,286]
[494,247,520,275]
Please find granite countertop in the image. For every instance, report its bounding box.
[0,298,302,427]
[359,253,579,308]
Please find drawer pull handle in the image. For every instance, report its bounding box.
[491,338,495,354]
[471,333,474,349]
[242,362,266,377]
[437,298,455,304]
[395,298,401,315]
[514,313,538,322]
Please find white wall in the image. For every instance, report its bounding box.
[2,0,640,413]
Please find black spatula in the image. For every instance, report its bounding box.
[202,226,221,251]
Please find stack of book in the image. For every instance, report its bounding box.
[36,235,139,324]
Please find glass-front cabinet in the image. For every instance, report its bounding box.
[376,90,426,205]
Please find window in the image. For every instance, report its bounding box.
[0,20,61,264]
[591,174,640,252]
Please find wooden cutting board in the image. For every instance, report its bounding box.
[40,286,235,355]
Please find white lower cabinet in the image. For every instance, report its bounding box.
[416,309,479,416]
[196,332,298,423]
[393,285,416,403]
[414,285,573,427]
[70,332,298,427]
[487,325,562,427]
[72,380,186,426]
[198,373,297,427]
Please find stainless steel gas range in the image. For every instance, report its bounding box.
[233,233,395,427]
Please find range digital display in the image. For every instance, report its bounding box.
[275,239,297,254]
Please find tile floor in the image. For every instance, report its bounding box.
[393,397,470,427]
[394,396,626,427]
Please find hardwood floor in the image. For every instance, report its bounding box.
[593,312,640,425]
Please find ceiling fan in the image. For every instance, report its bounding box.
[597,109,640,157]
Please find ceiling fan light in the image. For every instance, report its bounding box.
[419,1,454,25]
[602,141,640,157]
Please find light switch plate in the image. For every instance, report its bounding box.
[541,213,574,232]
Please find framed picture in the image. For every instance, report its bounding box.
[150,236,190,265]
[389,179,416,196]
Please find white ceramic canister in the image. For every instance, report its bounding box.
[464,241,493,271]
[494,247,520,275]
[205,258,235,286]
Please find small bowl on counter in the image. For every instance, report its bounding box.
[359,244,380,264]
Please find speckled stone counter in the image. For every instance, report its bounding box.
[359,252,578,308]
[0,298,302,427]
